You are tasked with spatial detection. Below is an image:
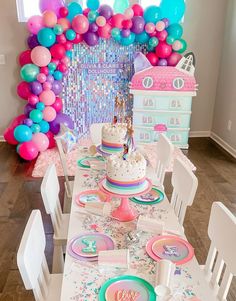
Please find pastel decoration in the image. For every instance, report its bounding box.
[82,239,97,254]
[43,106,57,122]
[55,124,79,153]
[32,132,49,152]
[31,46,51,67]
[42,10,57,27]
[39,90,56,105]
[27,15,43,34]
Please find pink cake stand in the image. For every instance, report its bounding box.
[98,177,152,222]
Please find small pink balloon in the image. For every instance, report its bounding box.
[61,56,70,65]
[43,106,57,122]
[31,46,51,67]
[43,82,52,90]
[97,23,111,39]
[156,21,165,32]
[27,15,43,34]
[37,73,47,83]
[39,90,56,105]
[72,15,89,34]
[51,58,60,66]
[167,52,182,66]
[145,22,155,34]
[156,30,168,42]
[124,8,134,20]
[32,132,49,152]
[42,10,57,27]
[28,94,39,105]
[172,40,182,51]
[96,16,106,27]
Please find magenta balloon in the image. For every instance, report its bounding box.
[49,113,74,134]
[39,0,65,16]
[83,32,99,46]
[131,16,145,34]
[98,4,113,20]
[89,22,98,33]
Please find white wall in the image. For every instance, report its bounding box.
[212,0,236,150]
[0,0,228,138]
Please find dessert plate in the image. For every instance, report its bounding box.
[77,156,105,168]
[68,233,114,261]
[99,275,156,301]
[146,235,194,265]
[130,187,164,205]
[75,190,108,207]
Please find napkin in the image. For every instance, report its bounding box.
[84,202,111,217]
[137,215,164,234]
[98,249,130,269]
[155,259,175,287]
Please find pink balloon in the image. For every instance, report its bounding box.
[27,15,43,34]
[124,8,134,20]
[145,22,155,34]
[97,23,111,39]
[172,40,182,51]
[61,56,70,65]
[110,14,124,29]
[42,10,57,27]
[51,96,63,112]
[156,21,165,32]
[39,90,56,105]
[18,141,39,160]
[3,128,18,145]
[43,82,52,90]
[57,18,71,32]
[155,42,172,59]
[156,30,168,42]
[96,16,106,27]
[43,106,57,122]
[72,15,89,34]
[31,46,51,67]
[28,94,39,105]
[32,132,49,152]
[37,73,47,83]
[167,52,182,66]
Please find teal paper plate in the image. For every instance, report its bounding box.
[130,187,164,205]
[77,156,105,169]
[99,275,156,301]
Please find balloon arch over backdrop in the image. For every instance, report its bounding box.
[4,0,186,160]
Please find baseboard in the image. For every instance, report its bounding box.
[0,135,5,142]
[210,132,236,159]
[189,131,211,138]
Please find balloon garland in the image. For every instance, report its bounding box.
[4,0,187,160]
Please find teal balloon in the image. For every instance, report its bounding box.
[14,125,32,143]
[147,44,155,52]
[87,0,100,10]
[135,32,149,44]
[111,28,121,39]
[16,144,21,153]
[114,0,129,14]
[160,0,186,24]
[54,71,63,81]
[120,32,135,46]
[113,34,121,43]
[67,2,83,22]
[37,28,56,47]
[29,109,43,123]
[66,50,72,59]
[31,123,41,133]
[48,62,57,71]
[66,29,76,41]
[39,120,49,133]
[177,39,187,53]
[36,102,45,111]
[53,24,63,35]
[88,10,98,23]
[144,6,162,23]
[167,23,183,39]
[20,64,39,82]
[166,36,175,45]
[148,37,159,48]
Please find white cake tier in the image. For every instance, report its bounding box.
[101,123,127,153]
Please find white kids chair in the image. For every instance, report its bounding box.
[41,164,70,273]
[155,134,174,188]
[56,138,74,213]
[17,210,62,301]
[170,157,198,226]
[90,123,108,145]
[203,202,236,301]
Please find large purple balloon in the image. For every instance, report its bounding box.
[30,81,43,95]
[98,4,113,20]
[27,34,40,49]
[46,74,54,84]
[24,104,35,117]
[83,32,99,46]
[39,0,65,16]
[89,23,98,33]
[52,80,63,95]
[49,113,74,135]
[131,16,145,34]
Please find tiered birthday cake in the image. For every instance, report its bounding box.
[101,123,127,154]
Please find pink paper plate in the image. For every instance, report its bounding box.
[75,190,108,207]
[146,235,194,265]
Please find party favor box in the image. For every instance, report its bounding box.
[130,52,198,149]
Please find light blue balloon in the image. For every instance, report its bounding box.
[120,32,135,46]
[144,6,162,23]
[14,125,32,143]
[67,2,83,22]
[31,123,41,133]
[111,28,121,38]
[37,28,56,47]
[54,71,63,81]
[66,50,72,59]
[66,29,76,41]
[135,32,149,44]
[167,23,183,39]
[87,0,100,10]
[39,120,49,133]
[160,0,186,24]
[36,102,45,111]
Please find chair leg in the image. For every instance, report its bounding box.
[52,245,64,273]
[63,191,72,213]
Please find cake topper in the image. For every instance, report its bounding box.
[125,116,135,151]
[123,143,129,160]
[112,115,118,126]
[114,93,126,123]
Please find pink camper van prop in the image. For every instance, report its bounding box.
[130,52,198,149]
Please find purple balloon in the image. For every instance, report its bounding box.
[52,80,63,95]
[98,4,113,20]
[121,29,131,37]
[131,16,145,34]
[49,113,74,135]
[89,22,98,33]
[158,59,168,66]
[39,0,65,16]
[23,118,33,127]
[30,81,43,95]
[27,34,40,49]
[83,32,99,47]
[24,104,35,117]
[46,74,54,84]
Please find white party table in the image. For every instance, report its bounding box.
[59,148,217,301]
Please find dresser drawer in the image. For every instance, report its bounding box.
[133,95,193,111]
[133,110,191,129]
